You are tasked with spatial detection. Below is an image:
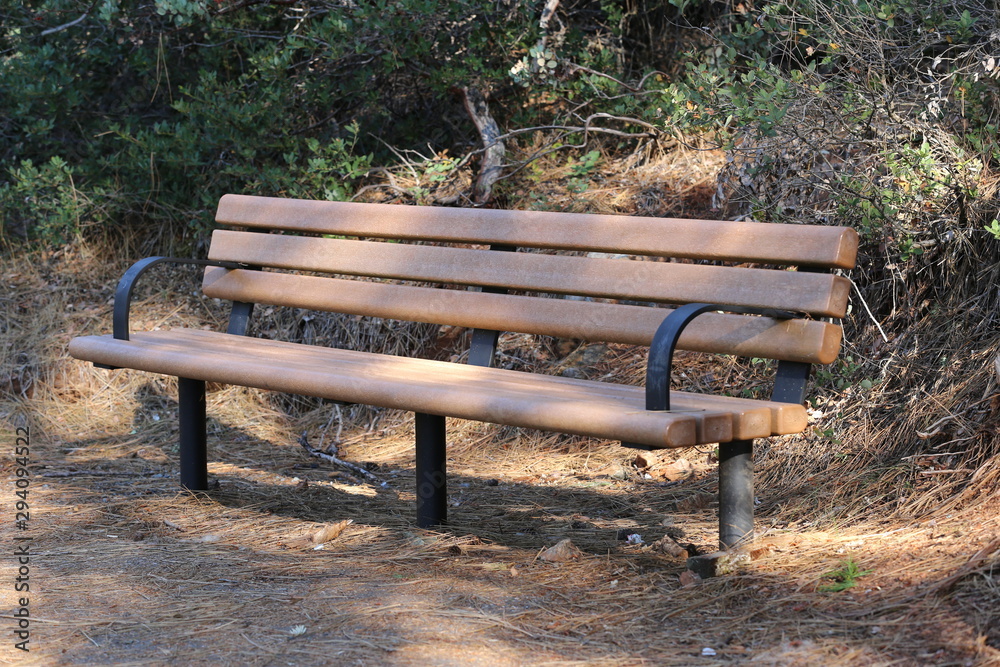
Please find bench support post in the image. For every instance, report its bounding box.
[718,439,753,550]
[178,377,208,491]
[772,360,811,405]
[227,301,255,336]
[468,328,500,367]
[415,412,447,528]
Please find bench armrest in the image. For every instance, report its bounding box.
[112,256,247,341]
[646,303,799,411]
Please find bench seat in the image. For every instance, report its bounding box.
[69,328,807,449]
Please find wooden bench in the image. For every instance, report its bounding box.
[69,195,858,549]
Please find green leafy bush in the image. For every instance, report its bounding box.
[4,0,998,264]
[0,0,545,244]
[664,0,999,261]
[1,156,93,245]
[1,0,737,247]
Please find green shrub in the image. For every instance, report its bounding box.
[1,0,690,248]
[660,0,999,272]
[0,156,92,245]
[0,0,540,244]
[5,0,997,262]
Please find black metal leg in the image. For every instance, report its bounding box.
[178,377,208,491]
[718,439,754,550]
[415,412,447,528]
[772,360,812,404]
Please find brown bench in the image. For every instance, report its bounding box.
[69,195,858,549]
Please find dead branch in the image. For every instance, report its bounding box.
[298,432,389,488]
[566,63,645,92]
[40,13,89,36]
[930,537,1000,594]
[539,0,560,30]
[458,86,505,205]
[41,469,159,478]
[40,0,99,36]
[457,114,661,168]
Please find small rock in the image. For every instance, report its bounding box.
[687,550,751,578]
[660,458,694,481]
[312,519,352,544]
[539,538,582,563]
[679,569,702,587]
[676,492,714,513]
[610,466,631,481]
[651,536,687,558]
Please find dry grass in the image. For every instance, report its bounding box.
[2,147,1000,665]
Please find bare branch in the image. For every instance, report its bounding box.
[40,0,99,36]
[566,63,642,92]
[298,433,389,488]
[458,86,505,205]
[538,0,561,31]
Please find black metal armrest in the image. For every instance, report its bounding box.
[645,303,799,411]
[112,256,246,341]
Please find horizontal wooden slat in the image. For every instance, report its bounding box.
[362,352,779,440]
[202,268,843,364]
[70,329,806,446]
[70,329,810,443]
[216,194,859,269]
[69,329,749,448]
[207,230,852,318]
[527,372,807,435]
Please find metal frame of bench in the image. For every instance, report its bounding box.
[70,196,857,550]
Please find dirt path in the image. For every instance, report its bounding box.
[2,407,998,666]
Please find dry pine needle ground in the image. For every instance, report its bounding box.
[2,150,999,665]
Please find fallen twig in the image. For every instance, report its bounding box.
[298,433,389,488]
[41,469,163,478]
[40,0,99,36]
[930,537,1000,594]
[317,404,344,456]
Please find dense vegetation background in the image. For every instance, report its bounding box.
[5,0,995,241]
[3,0,1000,514]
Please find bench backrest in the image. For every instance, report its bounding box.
[204,195,858,365]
